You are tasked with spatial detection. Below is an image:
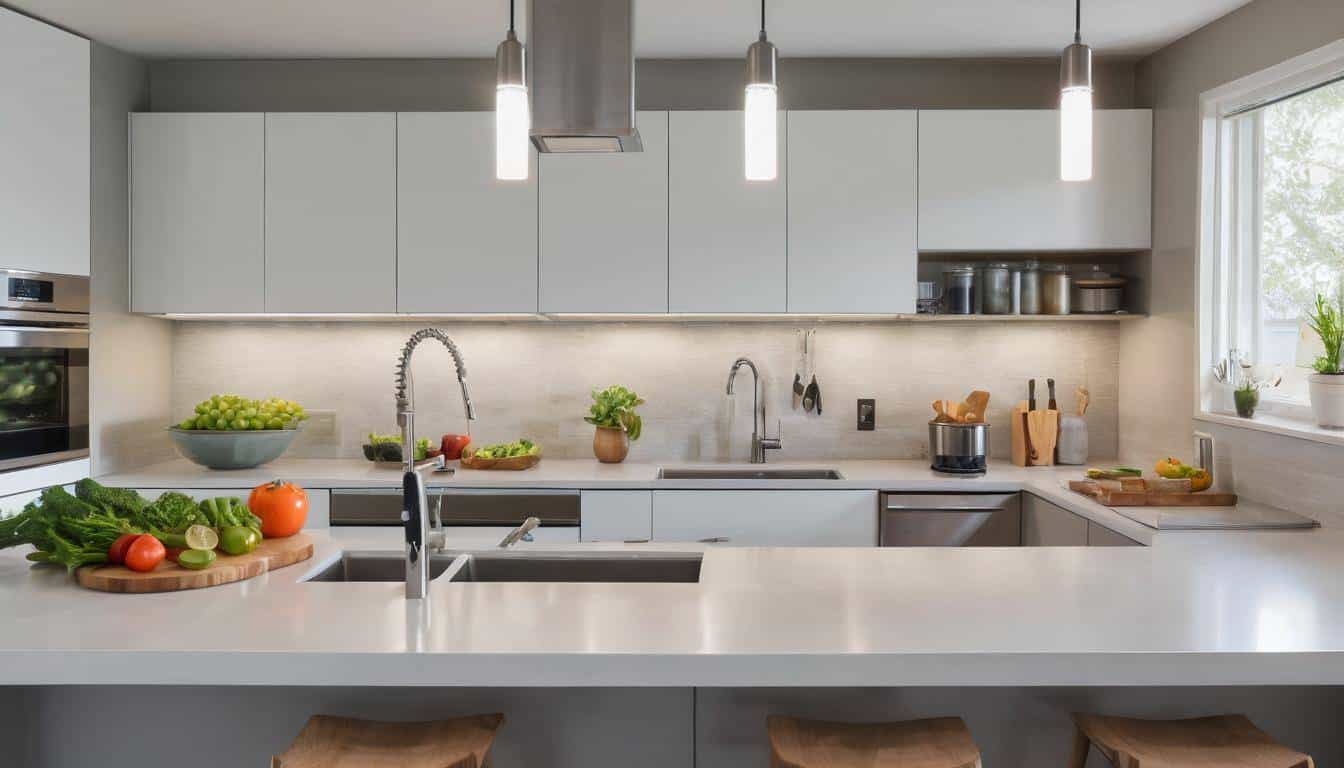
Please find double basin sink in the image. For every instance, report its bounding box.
[306,465,840,585]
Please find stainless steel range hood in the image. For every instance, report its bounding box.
[529,0,642,153]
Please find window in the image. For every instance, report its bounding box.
[1200,41,1344,424]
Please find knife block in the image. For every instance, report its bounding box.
[1010,401,1060,467]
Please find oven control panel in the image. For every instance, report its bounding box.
[8,277,54,303]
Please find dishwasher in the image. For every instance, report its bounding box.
[330,488,581,544]
[879,492,1020,546]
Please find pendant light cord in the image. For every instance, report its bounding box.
[760,0,766,33]
[1074,0,1081,43]
[509,0,515,33]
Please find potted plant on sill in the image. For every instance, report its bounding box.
[584,385,644,463]
[1232,367,1281,419]
[1306,292,1344,428]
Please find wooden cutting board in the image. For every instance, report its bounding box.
[76,533,314,593]
[1069,480,1237,507]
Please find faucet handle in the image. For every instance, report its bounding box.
[760,420,782,451]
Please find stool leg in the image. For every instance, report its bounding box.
[1068,724,1091,768]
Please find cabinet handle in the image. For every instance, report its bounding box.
[697,536,731,543]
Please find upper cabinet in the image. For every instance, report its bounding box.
[0,9,89,276]
[398,112,538,314]
[131,114,265,313]
[669,111,787,313]
[918,109,1152,252]
[787,110,918,314]
[539,111,669,314]
[265,113,397,313]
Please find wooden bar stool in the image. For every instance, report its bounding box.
[272,713,505,768]
[1069,713,1313,768]
[767,715,982,768]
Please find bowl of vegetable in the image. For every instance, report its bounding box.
[169,394,307,470]
[460,439,541,471]
[362,433,437,465]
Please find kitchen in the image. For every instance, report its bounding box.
[3,0,1344,766]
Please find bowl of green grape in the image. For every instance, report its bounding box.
[168,394,308,470]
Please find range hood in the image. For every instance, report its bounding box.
[529,0,642,153]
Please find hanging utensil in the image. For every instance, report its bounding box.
[792,330,805,410]
[803,375,818,413]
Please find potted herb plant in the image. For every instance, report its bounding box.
[584,385,644,463]
[1306,292,1344,428]
[1232,368,1281,419]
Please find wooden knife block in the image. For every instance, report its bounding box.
[1011,401,1060,467]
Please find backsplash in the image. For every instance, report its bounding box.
[171,321,1120,463]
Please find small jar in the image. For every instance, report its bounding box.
[942,265,975,315]
[1010,265,1023,314]
[1019,260,1042,314]
[980,262,1013,315]
[1041,264,1072,315]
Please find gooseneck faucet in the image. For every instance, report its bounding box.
[396,329,476,599]
[726,357,782,463]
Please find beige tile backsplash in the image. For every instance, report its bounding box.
[171,321,1120,463]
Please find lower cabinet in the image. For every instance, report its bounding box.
[581,491,653,542]
[651,491,878,546]
[1021,492,1139,546]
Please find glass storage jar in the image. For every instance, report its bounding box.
[1041,264,1072,315]
[1019,260,1042,314]
[942,265,975,315]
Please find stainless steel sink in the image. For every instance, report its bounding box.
[657,467,843,480]
[445,552,702,583]
[304,551,456,583]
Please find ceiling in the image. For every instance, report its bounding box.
[7,0,1252,59]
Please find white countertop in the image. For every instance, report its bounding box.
[2,458,1336,687]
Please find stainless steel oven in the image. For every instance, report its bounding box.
[0,270,89,473]
[880,492,1021,546]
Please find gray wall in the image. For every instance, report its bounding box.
[89,42,175,474]
[148,57,1138,112]
[1122,0,1344,497]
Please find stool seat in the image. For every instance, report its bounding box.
[1070,713,1313,768]
[767,715,982,768]
[272,713,505,768]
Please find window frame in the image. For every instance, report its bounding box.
[1197,39,1344,432]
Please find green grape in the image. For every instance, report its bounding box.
[194,403,209,414]
[250,418,266,430]
[179,418,196,430]
[242,408,257,418]
[231,418,248,430]
[266,417,285,430]
[208,409,221,420]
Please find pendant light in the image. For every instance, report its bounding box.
[495,0,529,181]
[1059,0,1093,181]
[744,0,778,181]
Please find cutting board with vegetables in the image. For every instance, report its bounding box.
[76,533,314,593]
[1068,480,1237,507]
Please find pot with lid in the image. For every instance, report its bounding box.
[1072,268,1127,313]
[929,421,989,474]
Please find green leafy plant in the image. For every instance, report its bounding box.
[584,385,644,440]
[1306,292,1344,374]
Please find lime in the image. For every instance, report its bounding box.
[177,549,216,570]
[183,524,219,552]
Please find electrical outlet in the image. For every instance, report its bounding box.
[857,398,875,431]
[301,409,337,442]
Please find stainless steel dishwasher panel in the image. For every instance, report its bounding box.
[880,492,1021,546]
[330,488,581,527]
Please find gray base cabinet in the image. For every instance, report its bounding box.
[1022,492,1138,546]
[652,490,877,546]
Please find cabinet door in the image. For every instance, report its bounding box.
[398,113,537,313]
[787,111,918,313]
[652,491,877,546]
[1088,520,1140,547]
[538,111,668,313]
[1021,492,1088,546]
[581,491,652,542]
[131,114,265,313]
[669,111,787,313]
[0,9,89,276]
[918,109,1152,251]
[265,113,397,313]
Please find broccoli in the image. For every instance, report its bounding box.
[135,492,207,534]
[74,478,148,519]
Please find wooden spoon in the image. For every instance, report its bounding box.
[964,390,990,423]
[1075,386,1090,417]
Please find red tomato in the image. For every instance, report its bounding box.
[124,534,166,573]
[107,533,140,565]
[440,434,471,460]
[165,547,186,564]
[248,480,308,539]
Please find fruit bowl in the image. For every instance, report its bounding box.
[167,427,300,470]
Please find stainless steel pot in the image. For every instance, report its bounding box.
[1072,276,1126,313]
[928,421,989,474]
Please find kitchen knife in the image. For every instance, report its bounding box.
[1047,378,1057,411]
[1028,379,1036,411]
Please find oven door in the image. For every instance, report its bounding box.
[0,326,89,472]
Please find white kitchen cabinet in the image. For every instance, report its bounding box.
[652,491,877,546]
[918,109,1152,251]
[0,8,89,276]
[787,111,918,313]
[538,111,669,313]
[135,488,331,529]
[1021,492,1088,546]
[131,114,265,313]
[1088,520,1140,547]
[265,113,397,313]
[397,112,538,313]
[668,111,787,313]
[581,491,652,542]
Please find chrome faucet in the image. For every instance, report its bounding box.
[498,517,540,548]
[726,357,782,463]
[396,329,476,599]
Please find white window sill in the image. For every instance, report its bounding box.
[1196,409,1344,448]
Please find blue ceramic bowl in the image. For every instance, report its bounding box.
[167,427,299,470]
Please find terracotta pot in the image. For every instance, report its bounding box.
[593,426,630,463]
